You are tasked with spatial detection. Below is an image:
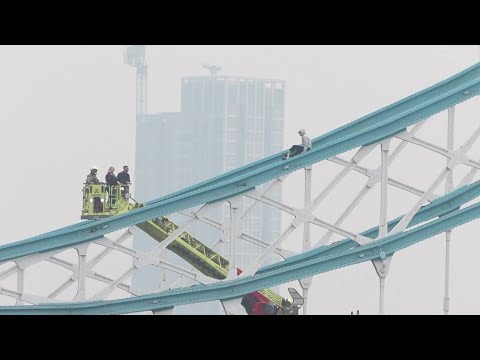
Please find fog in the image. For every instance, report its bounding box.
[1,45,479,314]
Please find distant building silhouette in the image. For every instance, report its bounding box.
[133,74,285,313]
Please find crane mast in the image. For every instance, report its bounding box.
[124,45,148,116]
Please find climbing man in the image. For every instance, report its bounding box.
[282,129,312,160]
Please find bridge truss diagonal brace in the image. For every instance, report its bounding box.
[396,121,480,171]
[241,146,381,276]
[390,122,480,236]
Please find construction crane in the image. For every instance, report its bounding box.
[124,45,148,116]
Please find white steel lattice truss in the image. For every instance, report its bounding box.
[2,105,480,315]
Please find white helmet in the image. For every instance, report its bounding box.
[298,129,306,136]
[90,165,98,171]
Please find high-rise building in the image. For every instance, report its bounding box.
[134,75,285,312]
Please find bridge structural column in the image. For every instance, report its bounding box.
[299,165,313,315]
[16,268,24,306]
[153,308,174,315]
[379,140,390,237]
[444,106,455,315]
[228,198,241,279]
[373,253,392,315]
[158,267,168,291]
[75,244,89,301]
[373,141,392,315]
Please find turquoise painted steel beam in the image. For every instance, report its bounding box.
[1,76,479,263]
[1,63,480,277]
[2,199,480,314]
[151,63,480,205]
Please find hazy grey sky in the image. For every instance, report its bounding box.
[1,45,479,314]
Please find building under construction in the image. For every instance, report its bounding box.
[127,49,285,312]
[135,74,285,268]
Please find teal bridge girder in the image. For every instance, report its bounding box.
[1,62,480,314]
